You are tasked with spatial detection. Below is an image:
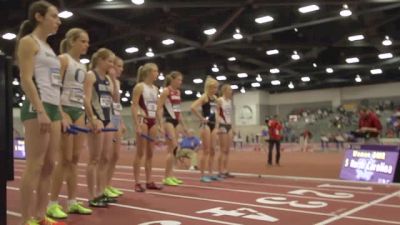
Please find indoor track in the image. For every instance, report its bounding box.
[7,160,400,225]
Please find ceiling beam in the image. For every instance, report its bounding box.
[203,0,252,47]
[81,0,399,10]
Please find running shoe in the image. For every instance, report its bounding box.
[135,183,146,192]
[146,182,163,190]
[39,216,66,225]
[224,172,235,178]
[25,218,40,225]
[103,188,119,198]
[171,177,183,184]
[100,194,117,203]
[107,186,123,196]
[68,202,92,215]
[200,176,212,183]
[210,175,223,181]
[163,177,179,186]
[46,204,68,219]
[88,196,108,208]
[218,173,227,179]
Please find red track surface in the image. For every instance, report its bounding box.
[7,160,400,225]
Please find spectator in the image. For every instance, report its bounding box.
[300,129,312,152]
[176,129,201,170]
[358,107,382,144]
[267,115,283,166]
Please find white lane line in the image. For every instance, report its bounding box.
[12,168,400,209]
[6,186,241,225]
[13,161,400,188]
[10,168,394,207]
[7,178,333,217]
[314,190,400,225]
[7,210,21,217]
[11,166,388,197]
[317,183,373,191]
[346,216,400,225]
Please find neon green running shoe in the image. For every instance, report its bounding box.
[25,218,40,225]
[163,177,179,186]
[107,186,123,196]
[103,188,119,198]
[46,203,68,219]
[171,177,183,184]
[68,202,92,215]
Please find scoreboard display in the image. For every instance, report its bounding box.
[340,145,400,184]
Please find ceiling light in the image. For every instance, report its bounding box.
[80,58,90,64]
[340,4,352,17]
[196,92,201,98]
[326,68,334,73]
[158,72,165,80]
[146,48,154,57]
[121,97,129,102]
[105,0,113,2]
[162,38,175,45]
[131,0,144,5]
[271,80,281,86]
[125,91,130,97]
[266,49,279,55]
[15,93,20,97]
[288,82,294,89]
[21,95,25,100]
[382,36,392,46]
[203,28,217,36]
[237,73,248,78]
[378,53,393,59]
[240,87,246,94]
[346,57,359,64]
[270,68,280,74]
[118,90,123,94]
[211,64,219,72]
[348,34,364,42]
[370,69,383,75]
[355,75,362,83]
[291,51,300,60]
[312,63,317,68]
[231,85,238,90]
[228,57,236,61]
[251,82,261,87]
[298,5,320,14]
[216,75,227,81]
[256,74,262,82]
[184,90,193,95]
[255,15,274,24]
[233,28,243,40]
[301,76,311,82]
[58,11,73,19]
[159,87,164,93]
[294,28,298,32]
[193,78,203,84]
[2,32,16,40]
[125,46,139,53]
[12,78,19,86]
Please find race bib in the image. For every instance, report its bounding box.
[172,104,181,112]
[113,102,122,115]
[100,95,112,108]
[50,68,62,86]
[69,89,84,103]
[210,102,216,114]
[147,101,157,118]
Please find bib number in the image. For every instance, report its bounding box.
[172,104,181,112]
[113,102,123,115]
[100,95,112,108]
[147,101,157,118]
[50,68,62,86]
[69,89,84,103]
